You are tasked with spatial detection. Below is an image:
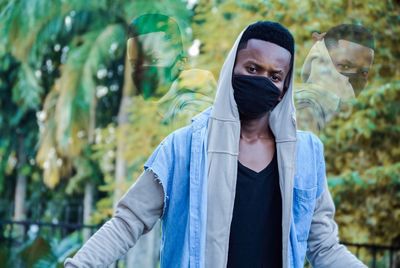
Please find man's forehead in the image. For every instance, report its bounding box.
[331,39,374,64]
[238,39,292,70]
[337,39,374,53]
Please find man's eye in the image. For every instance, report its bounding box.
[271,75,281,82]
[361,70,369,77]
[246,66,257,73]
[338,64,350,70]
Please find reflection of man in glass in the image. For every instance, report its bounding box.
[296,24,375,133]
[127,14,186,99]
[124,14,187,268]
[123,14,216,267]
[127,13,216,124]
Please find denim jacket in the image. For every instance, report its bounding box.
[141,107,362,267]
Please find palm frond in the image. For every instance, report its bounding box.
[0,0,110,60]
[13,63,43,112]
[55,25,126,157]
[29,9,119,65]
[36,88,72,188]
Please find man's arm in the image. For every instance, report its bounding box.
[306,135,366,267]
[306,181,366,267]
[64,169,164,268]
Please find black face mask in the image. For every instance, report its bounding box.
[232,74,281,120]
[340,72,368,94]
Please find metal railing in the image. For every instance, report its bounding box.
[344,242,400,268]
[0,219,98,244]
[1,219,399,268]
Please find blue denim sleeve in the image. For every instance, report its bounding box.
[144,135,173,180]
[143,133,175,217]
[314,136,327,198]
[306,134,367,267]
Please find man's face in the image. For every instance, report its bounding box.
[233,39,292,94]
[328,39,374,94]
[129,31,182,97]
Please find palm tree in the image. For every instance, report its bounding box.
[34,11,127,239]
[1,0,127,233]
[1,1,195,266]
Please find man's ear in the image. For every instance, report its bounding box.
[312,32,326,43]
[127,38,138,63]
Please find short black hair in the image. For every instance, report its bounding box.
[238,21,294,56]
[324,24,375,50]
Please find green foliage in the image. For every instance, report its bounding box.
[0,53,20,194]
[33,12,127,188]
[33,232,81,268]
[55,24,126,156]
[322,81,400,244]
[13,63,43,117]
[0,0,109,60]
[91,97,173,223]
[19,237,52,267]
[159,69,216,125]
[0,52,41,215]
[1,232,82,268]
[66,146,104,195]
[322,82,400,175]
[192,0,400,82]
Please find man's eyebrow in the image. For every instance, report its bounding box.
[337,59,355,66]
[244,59,285,73]
[244,59,264,68]
[271,69,284,74]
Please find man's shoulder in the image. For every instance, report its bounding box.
[295,130,325,165]
[163,107,212,145]
[191,106,212,130]
[296,130,323,148]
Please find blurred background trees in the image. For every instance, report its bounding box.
[0,0,399,267]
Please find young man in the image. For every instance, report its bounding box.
[296,24,375,133]
[65,21,365,267]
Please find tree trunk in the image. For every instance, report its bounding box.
[82,180,94,241]
[13,135,27,235]
[82,81,98,242]
[113,53,134,210]
[107,48,135,268]
[13,171,27,222]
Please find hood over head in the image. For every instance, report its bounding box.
[301,40,355,100]
[205,21,297,268]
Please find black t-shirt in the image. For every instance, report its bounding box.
[227,153,282,268]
